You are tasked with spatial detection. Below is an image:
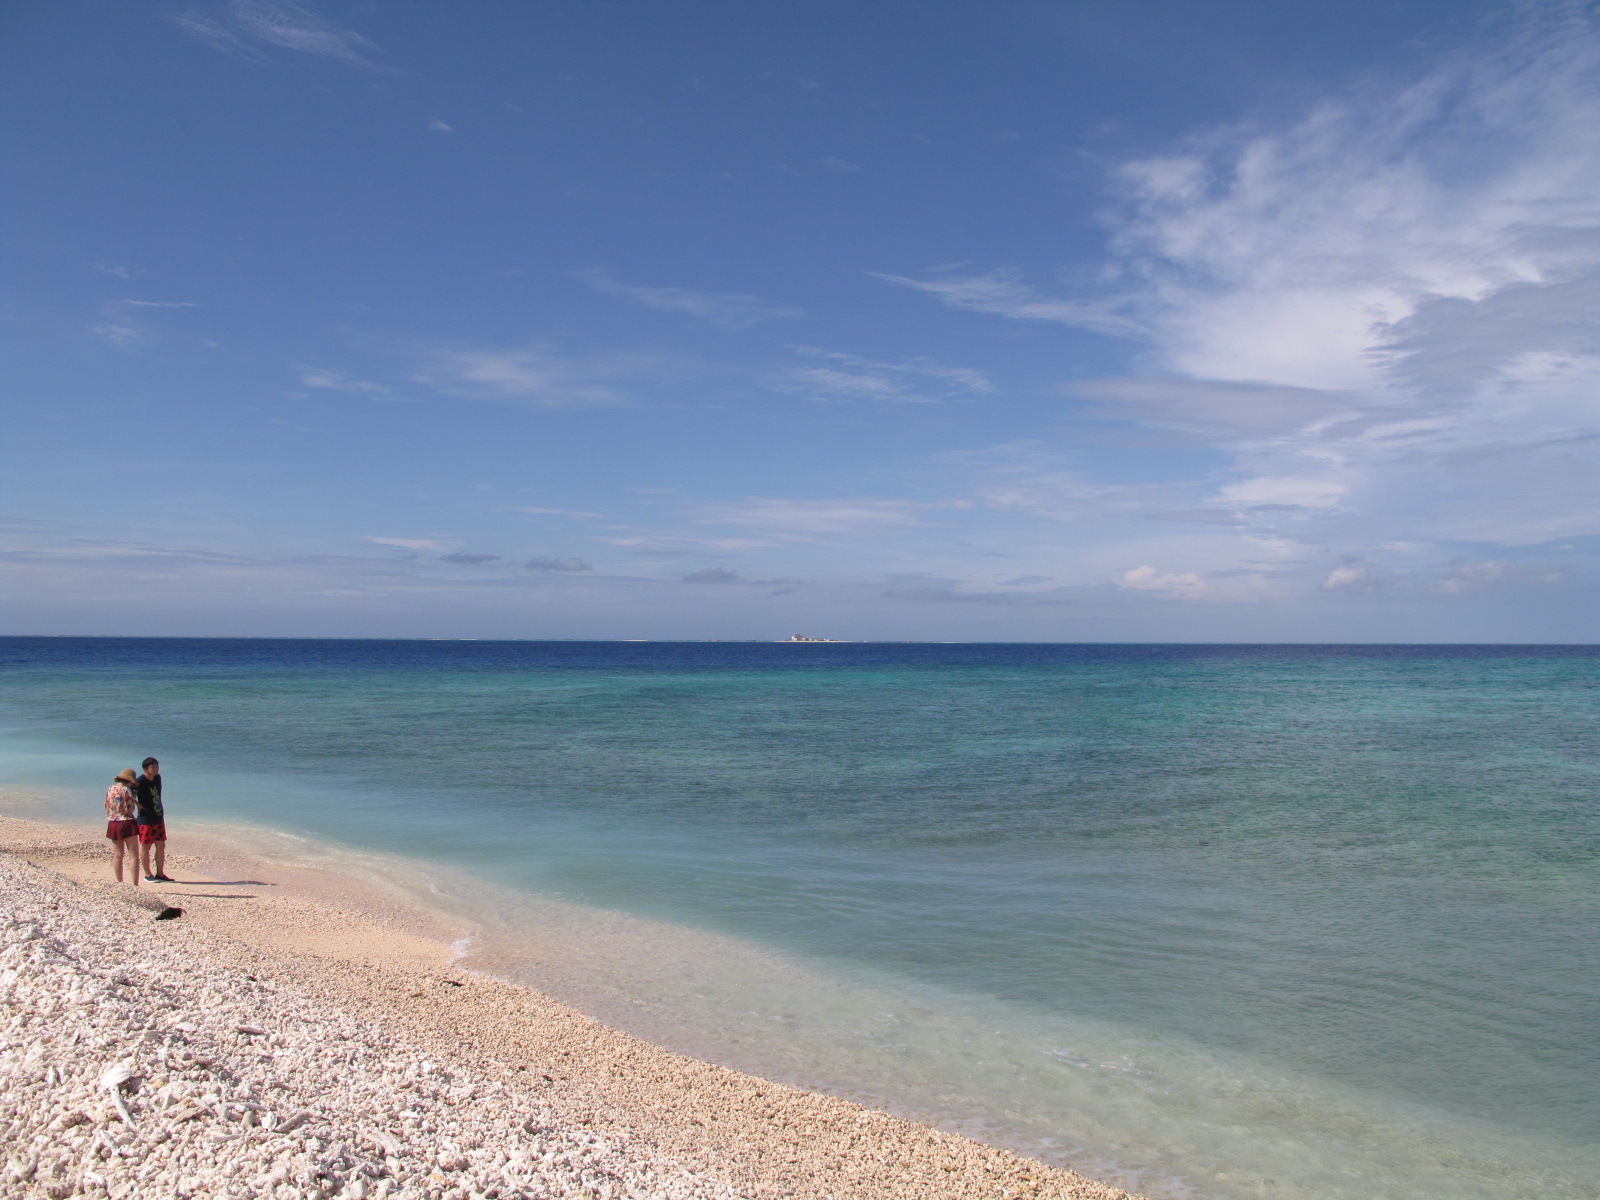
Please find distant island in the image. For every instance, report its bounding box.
[782,634,849,642]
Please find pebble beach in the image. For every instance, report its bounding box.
[0,815,1140,1200]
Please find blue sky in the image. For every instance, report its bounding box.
[4,0,1598,640]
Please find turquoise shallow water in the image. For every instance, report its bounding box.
[1,638,1596,1198]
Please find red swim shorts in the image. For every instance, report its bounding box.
[106,819,138,841]
[137,822,167,845]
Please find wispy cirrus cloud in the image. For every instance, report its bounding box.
[1065,377,1361,438]
[576,268,802,329]
[683,567,741,584]
[175,1,387,69]
[89,299,200,349]
[89,315,151,349]
[1214,476,1348,511]
[698,497,925,541]
[412,344,631,408]
[772,346,995,404]
[0,538,257,568]
[899,6,1600,573]
[365,536,442,552]
[1435,557,1568,594]
[873,270,1144,338]
[607,534,775,557]
[882,576,1078,605]
[299,366,390,395]
[942,442,1130,524]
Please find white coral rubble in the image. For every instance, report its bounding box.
[0,860,735,1200]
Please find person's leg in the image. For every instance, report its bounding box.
[114,836,139,884]
[153,838,166,879]
[139,837,153,879]
[110,835,124,883]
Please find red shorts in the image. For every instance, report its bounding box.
[106,819,138,841]
[138,822,167,845]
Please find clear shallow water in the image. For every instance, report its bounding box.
[1,638,1596,1199]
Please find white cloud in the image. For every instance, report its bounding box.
[900,7,1600,563]
[1437,559,1509,594]
[1436,558,1567,594]
[1247,536,1305,560]
[777,365,905,402]
[176,1,387,69]
[1103,19,1600,395]
[977,471,1118,522]
[1321,561,1378,592]
[1216,476,1347,510]
[576,269,802,329]
[941,442,1133,523]
[873,270,1143,338]
[414,345,629,408]
[1119,565,1208,599]
[173,12,254,57]
[607,534,774,555]
[683,567,741,583]
[299,366,390,394]
[1066,377,1358,437]
[882,577,1076,605]
[365,536,442,552]
[89,300,202,350]
[89,318,151,349]
[698,497,925,540]
[526,556,593,572]
[427,118,454,133]
[1,538,251,565]
[773,346,995,404]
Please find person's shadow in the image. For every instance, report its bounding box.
[169,878,273,886]
[158,878,273,897]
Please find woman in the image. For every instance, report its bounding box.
[105,768,140,886]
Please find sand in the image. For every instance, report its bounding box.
[0,812,1143,1200]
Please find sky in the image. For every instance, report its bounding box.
[3,0,1598,641]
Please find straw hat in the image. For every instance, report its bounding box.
[115,768,137,785]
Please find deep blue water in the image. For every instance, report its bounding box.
[2,638,1597,1199]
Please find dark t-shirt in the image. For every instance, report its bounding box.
[135,773,163,825]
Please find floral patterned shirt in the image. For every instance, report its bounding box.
[105,783,137,823]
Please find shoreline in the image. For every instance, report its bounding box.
[0,811,1142,1200]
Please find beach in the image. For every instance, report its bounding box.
[0,812,1139,1200]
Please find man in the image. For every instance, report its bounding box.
[135,756,171,882]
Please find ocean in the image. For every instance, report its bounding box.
[1,638,1595,1200]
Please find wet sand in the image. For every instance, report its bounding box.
[0,811,1142,1200]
